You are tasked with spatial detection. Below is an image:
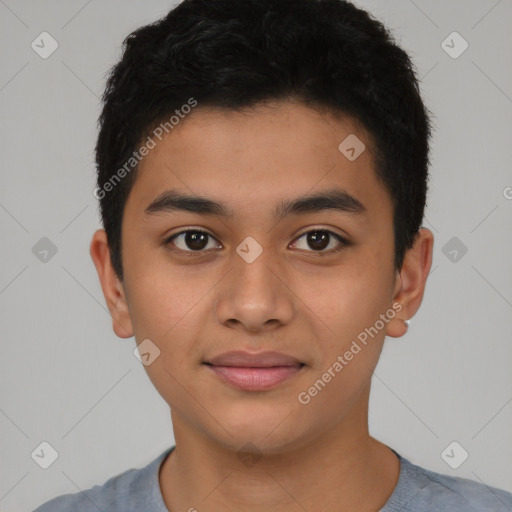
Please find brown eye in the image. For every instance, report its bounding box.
[292,229,348,253]
[166,230,220,252]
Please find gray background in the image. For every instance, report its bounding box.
[1,0,511,510]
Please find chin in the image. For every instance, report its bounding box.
[204,404,313,455]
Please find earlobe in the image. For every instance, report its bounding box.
[386,228,434,339]
[385,313,409,338]
[89,229,134,339]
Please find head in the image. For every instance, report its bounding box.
[91,0,434,455]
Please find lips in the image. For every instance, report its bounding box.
[206,350,303,368]
[204,350,305,391]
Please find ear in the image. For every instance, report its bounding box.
[386,228,434,338]
[89,229,134,339]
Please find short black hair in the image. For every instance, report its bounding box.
[95,0,433,282]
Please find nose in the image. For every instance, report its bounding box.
[214,241,295,334]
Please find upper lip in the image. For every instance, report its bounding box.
[205,350,304,368]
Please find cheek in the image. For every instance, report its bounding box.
[293,268,390,417]
[125,262,213,405]
[293,258,392,350]
[124,255,208,341]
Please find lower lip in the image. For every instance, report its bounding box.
[205,364,303,391]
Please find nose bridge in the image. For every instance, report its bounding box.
[215,235,294,331]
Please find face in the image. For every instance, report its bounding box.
[92,100,428,454]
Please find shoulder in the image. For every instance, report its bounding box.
[32,448,172,512]
[32,470,132,512]
[385,454,512,512]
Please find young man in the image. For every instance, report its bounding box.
[34,0,512,510]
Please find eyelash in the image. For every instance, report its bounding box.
[164,228,349,257]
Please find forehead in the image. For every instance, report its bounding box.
[124,101,392,226]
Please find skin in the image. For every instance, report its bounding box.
[90,99,434,512]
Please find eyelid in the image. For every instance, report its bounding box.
[165,226,349,254]
[290,227,349,253]
[165,227,221,251]
[293,225,349,241]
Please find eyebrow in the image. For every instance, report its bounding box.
[144,188,367,220]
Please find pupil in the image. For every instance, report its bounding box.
[186,231,208,250]
[183,231,331,251]
[308,231,329,250]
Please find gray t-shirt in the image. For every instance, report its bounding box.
[33,446,512,511]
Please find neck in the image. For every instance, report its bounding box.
[159,400,400,512]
